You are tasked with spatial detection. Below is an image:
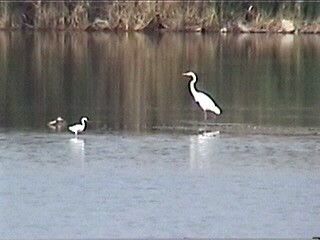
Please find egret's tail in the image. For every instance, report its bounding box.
[213,105,222,115]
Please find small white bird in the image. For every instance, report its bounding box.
[47,116,66,131]
[182,71,222,120]
[68,117,89,136]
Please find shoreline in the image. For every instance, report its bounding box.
[1,2,320,34]
[2,18,320,34]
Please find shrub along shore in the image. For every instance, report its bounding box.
[1,1,320,33]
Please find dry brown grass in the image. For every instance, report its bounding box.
[0,1,320,32]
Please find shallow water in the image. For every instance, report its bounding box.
[0,131,319,238]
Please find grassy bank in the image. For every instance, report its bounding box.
[1,1,320,33]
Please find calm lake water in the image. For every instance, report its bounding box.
[0,32,320,238]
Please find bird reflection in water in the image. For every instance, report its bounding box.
[198,129,220,138]
[189,133,218,170]
[69,138,85,162]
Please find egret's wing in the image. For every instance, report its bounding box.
[196,92,221,115]
[68,125,76,132]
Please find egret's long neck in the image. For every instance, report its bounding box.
[81,119,87,127]
[189,74,198,97]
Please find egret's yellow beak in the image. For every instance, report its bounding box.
[182,73,189,77]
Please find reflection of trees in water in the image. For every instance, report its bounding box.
[218,34,320,126]
[0,32,319,131]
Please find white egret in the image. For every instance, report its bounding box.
[182,71,222,121]
[68,117,89,136]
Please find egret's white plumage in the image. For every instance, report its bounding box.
[68,117,89,136]
[182,71,221,120]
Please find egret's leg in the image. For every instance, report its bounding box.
[204,111,208,132]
